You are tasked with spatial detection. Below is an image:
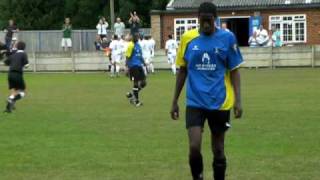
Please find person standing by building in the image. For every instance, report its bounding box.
[61,17,72,51]
[3,19,19,50]
[129,11,140,35]
[97,17,109,39]
[272,27,283,47]
[221,22,230,32]
[170,2,243,180]
[255,25,269,46]
[114,17,126,37]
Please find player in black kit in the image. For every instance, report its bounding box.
[4,41,29,113]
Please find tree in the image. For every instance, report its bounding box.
[0,0,170,30]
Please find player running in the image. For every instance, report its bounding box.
[165,34,178,75]
[141,35,155,75]
[146,35,156,74]
[109,35,123,77]
[4,41,29,113]
[170,2,243,180]
[125,33,147,107]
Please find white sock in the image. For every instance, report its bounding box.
[110,65,115,75]
[19,92,26,98]
[143,66,148,75]
[150,63,154,73]
[116,65,120,74]
[171,64,176,75]
[9,95,14,100]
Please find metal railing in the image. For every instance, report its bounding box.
[0,29,151,53]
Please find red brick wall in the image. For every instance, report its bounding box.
[159,8,320,47]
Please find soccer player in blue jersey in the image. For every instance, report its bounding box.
[170,2,244,180]
[125,33,147,107]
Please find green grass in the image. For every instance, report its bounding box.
[0,69,319,180]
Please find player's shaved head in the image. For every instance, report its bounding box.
[198,2,217,18]
[198,2,217,35]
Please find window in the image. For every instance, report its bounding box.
[174,18,198,42]
[269,14,307,44]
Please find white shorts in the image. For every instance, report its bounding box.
[61,38,72,48]
[143,55,152,64]
[168,54,176,64]
[111,55,121,64]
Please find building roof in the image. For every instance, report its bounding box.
[167,0,320,10]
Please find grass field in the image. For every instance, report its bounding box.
[0,68,319,180]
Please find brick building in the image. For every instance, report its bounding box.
[151,0,320,48]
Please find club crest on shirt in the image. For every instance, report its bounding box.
[195,52,216,71]
[192,45,200,51]
[201,52,211,64]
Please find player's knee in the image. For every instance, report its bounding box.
[189,143,201,156]
[213,148,225,160]
[139,81,147,89]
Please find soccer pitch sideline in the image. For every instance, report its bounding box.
[0,69,319,180]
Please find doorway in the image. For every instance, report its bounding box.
[221,17,250,47]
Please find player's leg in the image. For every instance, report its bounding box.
[5,88,18,113]
[115,62,121,77]
[149,59,155,74]
[126,67,135,104]
[208,110,231,180]
[186,107,206,180]
[110,60,115,77]
[12,90,26,102]
[172,55,177,75]
[8,73,27,111]
[168,55,176,75]
[132,67,146,106]
[143,59,148,76]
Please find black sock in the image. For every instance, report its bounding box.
[213,157,227,180]
[132,87,139,102]
[13,94,22,101]
[189,152,203,180]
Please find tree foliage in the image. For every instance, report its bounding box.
[0,0,169,30]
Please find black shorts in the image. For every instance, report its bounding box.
[129,66,146,81]
[186,106,231,134]
[8,72,26,90]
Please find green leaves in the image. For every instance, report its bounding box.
[0,0,169,30]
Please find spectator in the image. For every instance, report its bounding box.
[61,17,72,51]
[114,17,125,37]
[272,27,283,47]
[221,22,230,32]
[96,17,109,39]
[129,11,140,35]
[248,31,259,47]
[4,19,19,50]
[255,25,269,46]
[266,30,273,47]
[94,35,102,51]
[0,41,7,60]
[101,37,109,50]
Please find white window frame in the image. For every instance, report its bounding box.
[269,14,307,44]
[174,18,199,43]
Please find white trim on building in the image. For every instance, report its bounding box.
[269,14,307,44]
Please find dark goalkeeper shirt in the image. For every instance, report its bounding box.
[5,50,29,73]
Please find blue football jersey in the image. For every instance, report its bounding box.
[177,29,243,110]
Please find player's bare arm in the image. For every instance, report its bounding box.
[230,68,243,119]
[170,66,187,120]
